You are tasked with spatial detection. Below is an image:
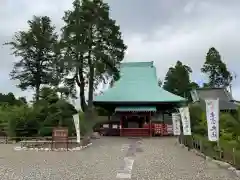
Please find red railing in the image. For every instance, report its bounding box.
[98,123,174,137]
[153,123,173,136]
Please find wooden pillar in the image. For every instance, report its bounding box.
[149,112,152,137]
[120,116,122,136]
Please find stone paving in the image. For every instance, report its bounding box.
[0,137,239,179]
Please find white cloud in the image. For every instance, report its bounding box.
[124,4,240,99]
[183,0,196,14]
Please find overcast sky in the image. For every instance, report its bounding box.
[0,0,240,102]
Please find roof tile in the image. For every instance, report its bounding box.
[94,62,186,103]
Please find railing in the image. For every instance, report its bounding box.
[179,135,240,170]
[0,136,86,151]
[99,128,120,136]
[98,128,150,136]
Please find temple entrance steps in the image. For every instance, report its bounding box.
[121,128,150,136]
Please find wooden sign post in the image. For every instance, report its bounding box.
[52,127,68,150]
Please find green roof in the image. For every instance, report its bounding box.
[94,61,186,103]
[115,106,156,112]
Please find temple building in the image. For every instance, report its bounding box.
[93,61,186,136]
[190,88,238,112]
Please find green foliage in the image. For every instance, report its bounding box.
[163,61,199,100]
[219,109,240,146]
[0,89,78,138]
[201,47,232,88]
[3,0,238,149]
[62,0,127,111]
[4,16,59,101]
[6,105,39,137]
[95,107,108,116]
[0,92,27,106]
[189,103,240,152]
[35,87,77,136]
[4,0,127,140]
[79,112,88,136]
[189,104,207,136]
[78,110,98,136]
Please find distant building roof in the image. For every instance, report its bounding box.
[93,61,186,104]
[190,88,238,110]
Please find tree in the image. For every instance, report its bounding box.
[201,47,232,88]
[189,104,207,136]
[51,41,66,88]
[34,87,77,135]
[189,82,199,90]
[39,87,59,103]
[163,61,196,100]
[55,87,71,100]
[61,0,89,112]
[0,89,78,138]
[5,16,58,101]
[0,92,27,106]
[18,97,27,104]
[158,79,162,87]
[62,0,126,112]
[85,0,126,111]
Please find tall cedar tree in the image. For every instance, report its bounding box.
[5,16,58,101]
[62,0,126,112]
[201,47,232,88]
[163,61,199,100]
[62,0,89,111]
[85,0,127,110]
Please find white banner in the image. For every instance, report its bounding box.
[172,113,181,135]
[73,113,81,143]
[205,99,219,141]
[179,107,192,135]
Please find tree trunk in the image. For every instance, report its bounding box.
[81,26,96,145]
[87,25,94,111]
[80,49,95,146]
[79,67,87,112]
[75,53,87,112]
[88,62,94,110]
[35,84,40,101]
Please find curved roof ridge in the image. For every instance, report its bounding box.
[121,61,153,68]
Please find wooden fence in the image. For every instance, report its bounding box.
[0,136,85,150]
[179,135,240,170]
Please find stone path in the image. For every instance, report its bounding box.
[116,137,142,178]
[0,137,238,179]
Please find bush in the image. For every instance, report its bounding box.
[7,105,38,137]
[0,89,79,138]
[189,104,207,136]
[0,100,77,138]
[38,127,53,136]
[79,111,93,136]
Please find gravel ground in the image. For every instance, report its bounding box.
[131,137,239,180]
[0,137,238,179]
